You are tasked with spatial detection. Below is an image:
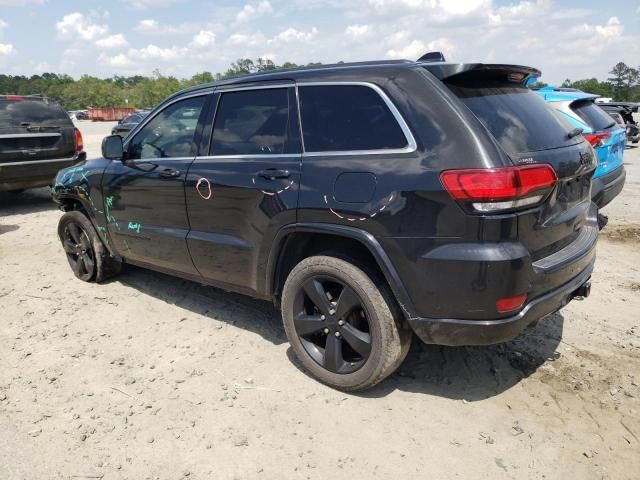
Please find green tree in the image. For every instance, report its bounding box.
[608,62,629,100]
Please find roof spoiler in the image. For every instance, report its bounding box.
[421,63,541,85]
[417,51,446,63]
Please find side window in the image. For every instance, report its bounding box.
[211,88,296,155]
[298,85,408,152]
[128,96,206,160]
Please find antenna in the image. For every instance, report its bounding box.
[417,51,446,63]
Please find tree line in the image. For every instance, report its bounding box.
[1,59,638,111]
[534,62,640,102]
[0,58,319,111]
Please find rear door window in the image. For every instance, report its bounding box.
[298,84,409,152]
[445,81,580,155]
[0,97,71,127]
[571,100,616,131]
[210,88,299,155]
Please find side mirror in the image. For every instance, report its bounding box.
[102,135,124,161]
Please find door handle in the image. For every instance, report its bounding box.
[258,169,290,180]
[159,168,180,178]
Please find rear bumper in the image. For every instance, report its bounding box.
[403,203,598,346]
[0,154,83,192]
[592,165,626,209]
[408,261,594,346]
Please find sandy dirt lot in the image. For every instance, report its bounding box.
[1,120,639,480]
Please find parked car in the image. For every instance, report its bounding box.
[52,56,597,391]
[111,111,149,138]
[0,94,85,192]
[535,87,626,209]
[597,103,639,144]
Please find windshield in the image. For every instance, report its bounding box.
[571,100,616,131]
[446,81,581,155]
[0,97,71,127]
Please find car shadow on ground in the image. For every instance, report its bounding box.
[0,188,56,216]
[113,265,287,346]
[363,313,563,400]
[112,264,562,400]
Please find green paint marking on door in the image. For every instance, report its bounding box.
[128,222,141,233]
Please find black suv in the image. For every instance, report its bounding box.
[52,58,597,391]
[1,95,84,192]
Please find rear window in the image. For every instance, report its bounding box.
[446,82,579,155]
[571,100,615,131]
[0,97,71,127]
[298,85,408,152]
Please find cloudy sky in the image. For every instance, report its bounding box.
[0,0,639,84]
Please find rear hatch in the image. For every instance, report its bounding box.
[0,96,76,164]
[570,99,625,178]
[435,65,596,262]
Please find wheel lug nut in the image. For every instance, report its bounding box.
[320,315,326,320]
[338,320,344,326]
[329,309,336,315]
[323,328,329,334]
[334,332,341,337]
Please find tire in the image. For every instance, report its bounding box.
[281,255,411,391]
[57,210,121,283]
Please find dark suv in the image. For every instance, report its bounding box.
[1,95,84,192]
[52,58,597,391]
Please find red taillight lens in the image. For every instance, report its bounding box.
[583,131,610,148]
[4,95,23,101]
[496,293,527,313]
[440,164,557,207]
[74,128,83,152]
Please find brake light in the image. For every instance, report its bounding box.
[440,164,557,213]
[496,293,527,313]
[74,128,84,152]
[583,131,610,148]
[4,95,23,101]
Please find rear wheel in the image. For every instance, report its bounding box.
[281,255,410,391]
[57,210,121,282]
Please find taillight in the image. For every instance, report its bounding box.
[583,131,610,148]
[496,293,527,313]
[4,95,23,101]
[440,164,557,213]
[74,128,83,152]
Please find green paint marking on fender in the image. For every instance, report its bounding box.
[127,222,141,233]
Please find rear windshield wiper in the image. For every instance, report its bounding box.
[567,127,583,139]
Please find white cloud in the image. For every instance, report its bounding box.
[134,19,159,33]
[190,30,216,49]
[386,37,455,60]
[0,0,45,5]
[134,18,218,36]
[226,32,266,47]
[96,34,128,49]
[56,13,109,42]
[236,0,274,23]
[0,19,7,28]
[126,0,181,9]
[0,42,15,56]
[345,24,373,41]
[270,27,318,44]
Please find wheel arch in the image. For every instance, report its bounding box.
[266,223,416,320]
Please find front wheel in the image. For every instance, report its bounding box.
[281,255,411,391]
[57,210,121,282]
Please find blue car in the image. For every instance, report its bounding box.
[536,86,626,209]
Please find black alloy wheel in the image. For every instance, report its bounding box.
[62,221,96,281]
[292,275,373,374]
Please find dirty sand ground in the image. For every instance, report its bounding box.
[1,121,639,479]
